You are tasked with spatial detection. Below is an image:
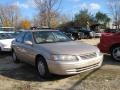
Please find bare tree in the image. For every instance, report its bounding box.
[58,14,69,24]
[108,0,120,29]
[0,4,20,27]
[0,5,6,25]
[34,0,62,28]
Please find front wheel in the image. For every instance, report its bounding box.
[37,57,50,78]
[111,46,120,61]
[12,51,20,63]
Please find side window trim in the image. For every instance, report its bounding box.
[31,32,35,44]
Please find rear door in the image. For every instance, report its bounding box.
[13,32,25,61]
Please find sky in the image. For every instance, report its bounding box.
[0,0,110,20]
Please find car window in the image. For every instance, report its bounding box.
[53,31,70,42]
[0,33,15,39]
[33,31,55,43]
[33,31,72,44]
[23,32,33,43]
[16,32,25,43]
[14,31,22,37]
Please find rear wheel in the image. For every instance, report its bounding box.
[111,46,120,61]
[37,56,50,78]
[12,51,20,63]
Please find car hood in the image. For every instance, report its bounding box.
[0,39,14,45]
[38,41,99,55]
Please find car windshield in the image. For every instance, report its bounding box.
[33,31,72,44]
[0,33,16,39]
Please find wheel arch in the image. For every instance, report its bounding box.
[35,54,47,67]
[110,43,120,52]
[11,48,14,52]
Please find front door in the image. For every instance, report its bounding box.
[21,32,35,64]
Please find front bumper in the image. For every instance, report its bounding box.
[95,33,102,37]
[0,47,11,52]
[47,54,103,75]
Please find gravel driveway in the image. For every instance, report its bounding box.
[0,39,120,90]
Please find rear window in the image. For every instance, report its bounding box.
[0,33,15,39]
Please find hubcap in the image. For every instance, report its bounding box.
[38,61,45,76]
[113,47,120,60]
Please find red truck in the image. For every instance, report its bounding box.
[98,32,120,61]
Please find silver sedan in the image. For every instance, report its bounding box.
[11,30,103,78]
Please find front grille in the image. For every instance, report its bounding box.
[75,63,99,72]
[80,52,97,60]
[66,63,100,73]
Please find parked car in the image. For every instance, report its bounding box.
[62,28,82,40]
[0,27,15,31]
[104,29,119,33]
[0,31,17,51]
[94,31,102,38]
[62,32,73,40]
[11,29,103,78]
[78,29,95,39]
[98,32,120,61]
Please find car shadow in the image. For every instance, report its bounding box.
[0,53,70,82]
[0,63,70,82]
[102,53,120,66]
[0,53,120,82]
[0,52,11,58]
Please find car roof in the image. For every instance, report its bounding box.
[0,27,15,28]
[0,31,15,33]
[18,29,59,32]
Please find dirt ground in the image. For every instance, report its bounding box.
[0,39,120,90]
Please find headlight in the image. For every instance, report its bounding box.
[52,55,78,61]
[0,43,5,47]
[96,49,102,56]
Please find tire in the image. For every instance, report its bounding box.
[37,56,50,78]
[81,33,84,39]
[72,36,77,40]
[111,46,120,61]
[12,50,20,63]
[78,38,81,40]
[84,35,87,39]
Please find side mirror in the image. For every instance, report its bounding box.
[24,41,33,45]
